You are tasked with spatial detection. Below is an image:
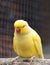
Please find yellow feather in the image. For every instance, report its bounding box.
[13,20,44,58]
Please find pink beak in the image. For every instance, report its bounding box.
[16,28,21,33]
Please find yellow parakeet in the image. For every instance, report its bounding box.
[13,20,44,59]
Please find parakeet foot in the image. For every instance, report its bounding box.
[10,56,37,63]
[23,56,36,62]
[11,56,20,62]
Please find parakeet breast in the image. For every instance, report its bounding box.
[13,33,36,58]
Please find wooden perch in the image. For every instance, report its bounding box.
[0,56,50,65]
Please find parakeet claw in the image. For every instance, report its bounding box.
[11,56,37,63]
[11,56,20,62]
[23,56,36,62]
[28,56,36,62]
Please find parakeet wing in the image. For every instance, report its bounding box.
[31,28,44,58]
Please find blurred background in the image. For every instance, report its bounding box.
[0,0,50,58]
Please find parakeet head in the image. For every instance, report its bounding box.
[14,20,29,34]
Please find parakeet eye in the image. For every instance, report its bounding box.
[22,25,26,28]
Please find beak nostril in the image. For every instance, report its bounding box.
[16,28,21,33]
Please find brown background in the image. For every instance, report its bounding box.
[0,0,50,58]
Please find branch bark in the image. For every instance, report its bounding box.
[0,57,50,65]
